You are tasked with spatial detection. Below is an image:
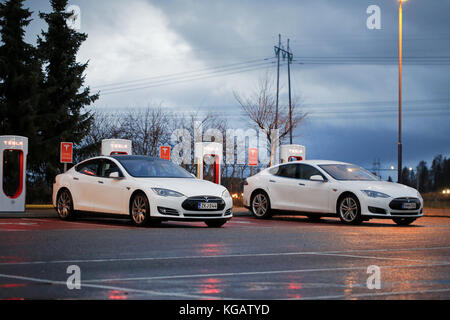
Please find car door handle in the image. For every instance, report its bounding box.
[98,181,104,184]
[73,177,79,181]
[269,179,276,183]
[298,183,305,186]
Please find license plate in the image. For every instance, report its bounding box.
[198,202,217,210]
[402,202,416,209]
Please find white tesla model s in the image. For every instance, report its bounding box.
[52,155,233,227]
[243,160,423,225]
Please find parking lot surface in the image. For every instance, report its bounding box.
[0,211,449,300]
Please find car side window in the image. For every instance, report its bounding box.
[99,159,123,178]
[298,164,324,180]
[274,164,298,179]
[75,160,100,177]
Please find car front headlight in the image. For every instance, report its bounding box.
[151,188,185,197]
[222,189,232,199]
[361,190,391,198]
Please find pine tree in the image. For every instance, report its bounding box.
[0,0,41,142]
[36,0,98,182]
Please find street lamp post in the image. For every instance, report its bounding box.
[398,0,404,183]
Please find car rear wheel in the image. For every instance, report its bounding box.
[338,195,362,225]
[251,191,272,219]
[393,217,416,226]
[56,189,76,220]
[204,219,227,228]
[130,193,151,227]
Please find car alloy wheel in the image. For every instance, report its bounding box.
[252,192,271,219]
[57,190,75,220]
[338,196,362,224]
[131,193,149,226]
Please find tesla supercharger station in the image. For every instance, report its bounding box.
[101,139,132,156]
[280,144,306,163]
[194,142,222,185]
[0,136,28,213]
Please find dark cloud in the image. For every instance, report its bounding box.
[21,0,450,168]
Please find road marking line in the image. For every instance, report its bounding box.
[306,252,434,263]
[83,261,450,283]
[1,246,449,266]
[0,272,236,300]
[299,287,450,300]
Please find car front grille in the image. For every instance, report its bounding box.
[182,196,225,211]
[389,197,421,210]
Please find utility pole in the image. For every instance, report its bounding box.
[271,34,281,167]
[274,34,281,131]
[287,38,293,144]
[274,36,294,144]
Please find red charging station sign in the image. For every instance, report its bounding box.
[248,148,258,166]
[60,142,73,163]
[160,146,171,161]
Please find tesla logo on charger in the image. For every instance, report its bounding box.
[3,140,23,146]
[60,142,73,163]
[111,143,128,149]
[160,146,171,161]
[248,148,258,166]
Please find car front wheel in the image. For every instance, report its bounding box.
[130,193,151,227]
[338,195,362,225]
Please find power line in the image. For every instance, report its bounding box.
[93,57,275,90]
[99,61,276,95]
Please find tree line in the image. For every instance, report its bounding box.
[394,155,450,193]
[0,0,98,202]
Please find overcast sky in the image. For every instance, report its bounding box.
[24,0,450,176]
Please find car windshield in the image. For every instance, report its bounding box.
[114,157,194,178]
[319,164,379,181]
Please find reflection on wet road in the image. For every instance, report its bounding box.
[0,215,449,299]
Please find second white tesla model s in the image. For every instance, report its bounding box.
[53,155,233,227]
[243,160,423,225]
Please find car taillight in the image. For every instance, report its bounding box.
[244,180,248,185]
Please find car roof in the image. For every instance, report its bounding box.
[277,160,351,166]
[109,155,161,161]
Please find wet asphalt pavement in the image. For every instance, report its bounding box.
[0,210,449,300]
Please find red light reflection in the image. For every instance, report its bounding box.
[198,243,225,256]
[108,290,127,300]
[200,278,221,295]
[0,283,26,288]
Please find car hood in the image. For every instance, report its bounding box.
[133,178,226,197]
[337,180,420,198]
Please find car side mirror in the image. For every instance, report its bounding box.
[310,175,325,182]
[109,172,123,179]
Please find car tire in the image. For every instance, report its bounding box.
[56,189,76,221]
[337,195,362,225]
[130,192,151,227]
[204,219,227,228]
[393,217,416,226]
[251,191,272,219]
